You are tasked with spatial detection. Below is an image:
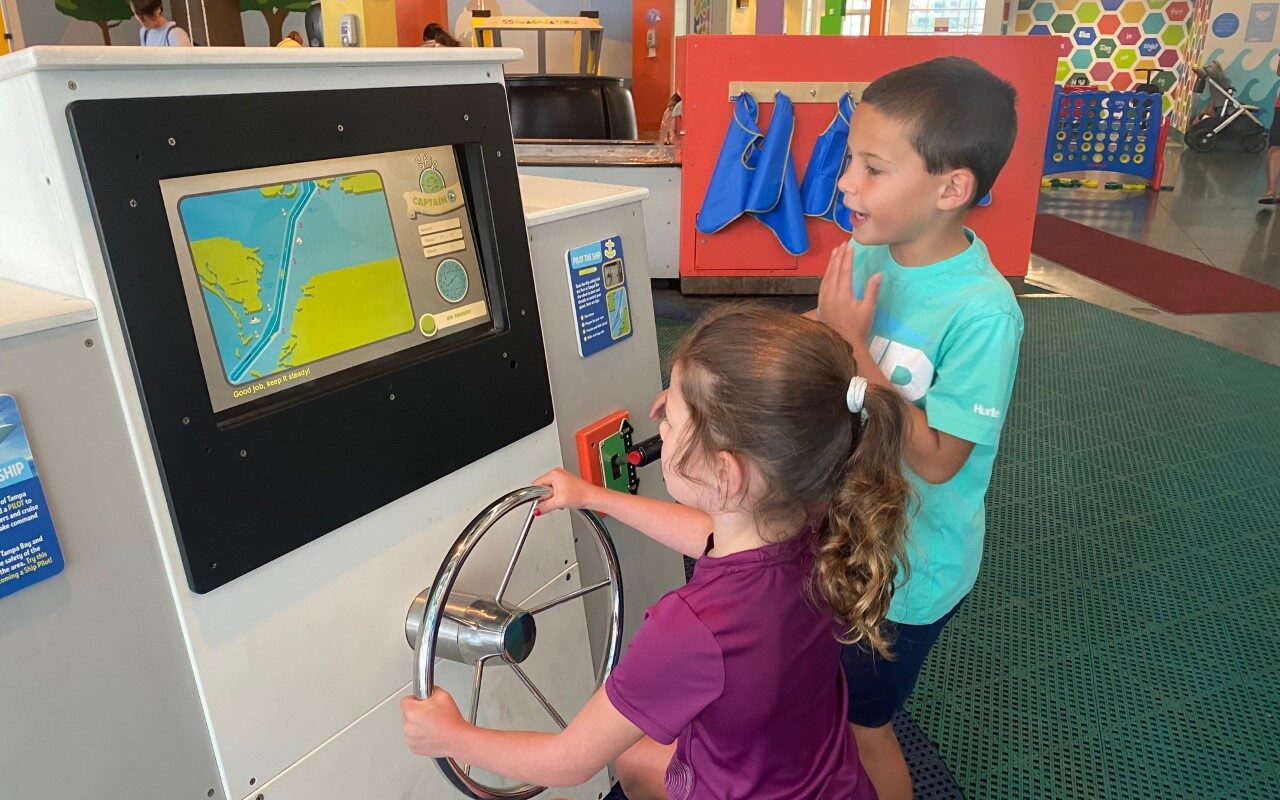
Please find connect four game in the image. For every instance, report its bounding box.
[1043,88,1163,180]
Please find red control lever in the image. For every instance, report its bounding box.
[627,435,662,468]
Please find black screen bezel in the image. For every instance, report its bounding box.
[68,84,553,593]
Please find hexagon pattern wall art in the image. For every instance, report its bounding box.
[1019,0,1196,112]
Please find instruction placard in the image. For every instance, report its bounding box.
[566,236,633,358]
[0,395,64,601]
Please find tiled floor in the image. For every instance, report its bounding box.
[1038,145,1280,280]
[1034,143,1280,366]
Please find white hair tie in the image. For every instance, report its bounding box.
[846,376,869,414]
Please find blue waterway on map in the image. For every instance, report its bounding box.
[179,178,403,385]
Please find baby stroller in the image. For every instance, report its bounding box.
[1184,61,1269,154]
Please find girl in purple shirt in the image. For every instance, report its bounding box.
[403,306,912,800]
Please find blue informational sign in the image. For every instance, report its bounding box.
[0,395,64,601]
[566,236,633,358]
[1213,12,1241,38]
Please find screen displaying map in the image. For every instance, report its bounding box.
[163,148,492,413]
[180,172,412,387]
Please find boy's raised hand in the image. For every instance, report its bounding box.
[533,467,600,513]
[401,689,465,758]
[817,242,882,348]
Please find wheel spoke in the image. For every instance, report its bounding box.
[517,561,577,608]
[525,579,610,616]
[469,658,487,725]
[496,501,539,603]
[462,657,489,778]
[510,663,568,729]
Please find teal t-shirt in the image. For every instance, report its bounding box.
[850,229,1023,625]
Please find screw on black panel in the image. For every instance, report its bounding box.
[337,124,345,132]
[168,137,176,146]
[389,393,396,401]
[210,562,218,570]
[84,339,93,348]
[129,199,138,208]
[182,416,191,426]
[520,309,526,316]
[240,449,248,458]
[464,114,470,122]
[497,150,503,158]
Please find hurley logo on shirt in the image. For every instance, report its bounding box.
[973,404,1001,418]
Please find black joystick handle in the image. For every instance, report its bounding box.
[627,435,662,468]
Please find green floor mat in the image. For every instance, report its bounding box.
[914,296,1280,799]
[654,294,1280,798]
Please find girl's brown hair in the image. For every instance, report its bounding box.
[670,305,912,657]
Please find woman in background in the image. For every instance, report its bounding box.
[128,0,192,47]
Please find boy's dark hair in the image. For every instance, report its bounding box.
[861,56,1017,207]
[129,0,163,17]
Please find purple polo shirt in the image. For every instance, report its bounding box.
[605,532,875,800]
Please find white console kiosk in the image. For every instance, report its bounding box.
[0,47,684,800]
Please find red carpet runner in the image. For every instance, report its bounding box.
[1031,214,1280,314]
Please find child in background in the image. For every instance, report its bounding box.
[421,22,462,47]
[815,56,1024,800]
[403,306,914,800]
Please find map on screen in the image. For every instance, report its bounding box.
[179,171,413,386]
[164,147,493,414]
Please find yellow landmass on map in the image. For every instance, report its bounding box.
[340,172,384,196]
[261,185,283,199]
[282,258,412,366]
[192,237,264,314]
[316,178,335,190]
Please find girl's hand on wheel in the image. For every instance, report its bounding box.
[401,689,465,759]
[533,468,600,513]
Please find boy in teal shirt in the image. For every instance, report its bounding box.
[814,57,1023,800]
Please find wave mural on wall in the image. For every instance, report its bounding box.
[1200,45,1280,121]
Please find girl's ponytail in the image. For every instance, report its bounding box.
[814,382,913,658]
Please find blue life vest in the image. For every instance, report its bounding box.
[801,92,855,233]
[745,92,809,256]
[695,93,763,235]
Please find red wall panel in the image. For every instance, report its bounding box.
[675,35,1068,279]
